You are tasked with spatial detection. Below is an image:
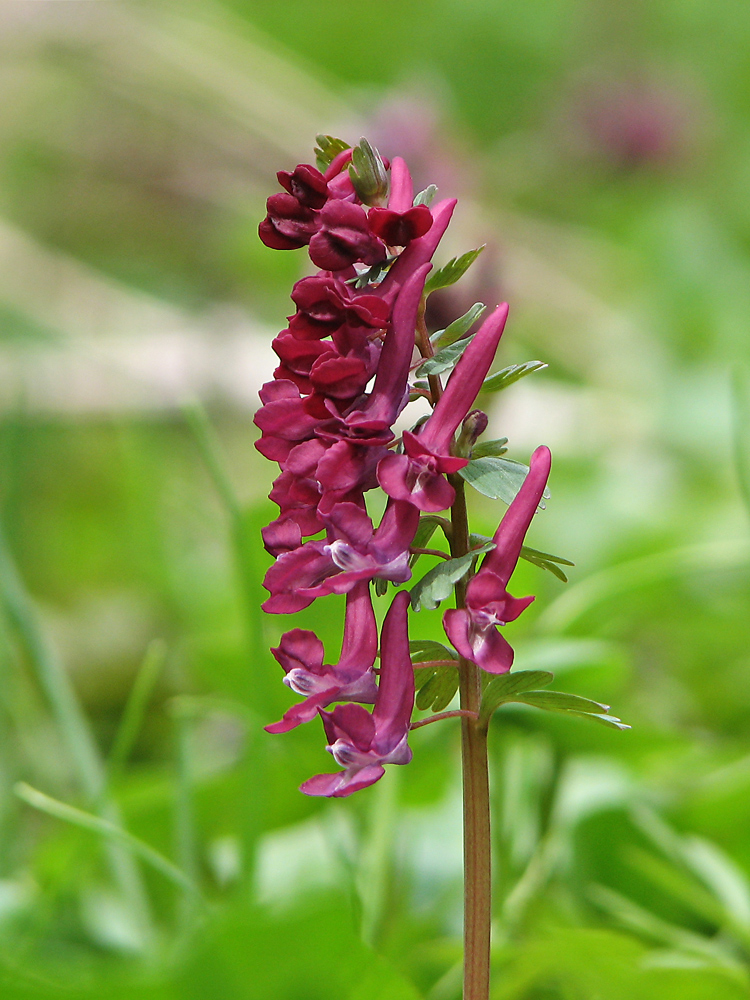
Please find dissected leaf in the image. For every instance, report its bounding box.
[314,134,350,171]
[409,639,458,663]
[459,457,528,504]
[413,184,438,206]
[482,360,548,393]
[430,302,487,349]
[471,437,508,459]
[409,552,475,611]
[520,544,575,583]
[459,457,551,506]
[415,666,460,712]
[416,335,474,377]
[480,670,555,723]
[424,245,485,295]
[516,690,609,713]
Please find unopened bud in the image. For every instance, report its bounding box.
[455,409,489,457]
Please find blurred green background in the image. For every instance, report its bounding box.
[2,2,750,997]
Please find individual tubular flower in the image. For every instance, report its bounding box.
[265,581,379,734]
[377,303,509,511]
[308,200,386,271]
[262,499,419,614]
[258,193,320,250]
[443,445,552,673]
[300,590,414,797]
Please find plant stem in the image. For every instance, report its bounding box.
[448,472,492,1000]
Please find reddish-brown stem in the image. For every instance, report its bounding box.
[415,300,443,404]
[410,546,451,560]
[410,710,478,730]
[448,471,492,1000]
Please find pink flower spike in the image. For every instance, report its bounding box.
[301,591,414,797]
[442,446,552,673]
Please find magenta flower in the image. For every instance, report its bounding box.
[308,200,386,271]
[443,445,551,673]
[300,590,414,797]
[377,303,509,511]
[253,379,321,463]
[265,581,379,734]
[368,156,433,246]
[262,499,419,614]
[258,192,320,250]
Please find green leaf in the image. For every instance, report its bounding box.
[480,670,554,723]
[520,544,575,583]
[482,360,548,393]
[430,302,487,349]
[410,639,458,663]
[574,712,630,731]
[314,134,350,171]
[516,690,609,713]
[415,667,460,712]
[424,245,486,295]
[409,552,475,611]
[471,437,508,459]
[348,137,389,206]
[416,334,474,377]
[15,782,200,897]
[413,184,438,206]
[374,577,388,597]
[459,457,529,504]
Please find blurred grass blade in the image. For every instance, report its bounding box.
[183,399,271,710]
[106,639,167,787]
[168,702,200,925]
[0,519,155,941]
[183,399,241,520]
[589,883,744,972]
[15,783,200,899]
[538,539,750,632]
[731,365,750,519]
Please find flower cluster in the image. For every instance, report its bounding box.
[257,139,551,796]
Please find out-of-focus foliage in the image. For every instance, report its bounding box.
[2,2,750,998]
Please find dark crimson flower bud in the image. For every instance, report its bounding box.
[455,409,489,457]
[367,204,433,247]
[308,201,386,271]
[277,163,330,209]
[258,193,320,250]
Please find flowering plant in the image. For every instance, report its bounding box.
[256,136,628,999]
